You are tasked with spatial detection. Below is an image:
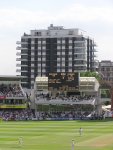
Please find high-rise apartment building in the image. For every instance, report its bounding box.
[16,24,98,88]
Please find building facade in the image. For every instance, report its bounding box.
[99,60,113,111]
[16,24,98,88]
[99,60,113,83]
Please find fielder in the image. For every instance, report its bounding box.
[79,127,83,136]
[18,136,23,146]
[71,139,75,150]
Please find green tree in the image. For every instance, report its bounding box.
[80,71,101,81]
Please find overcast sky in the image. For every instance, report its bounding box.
[0,0,113,75]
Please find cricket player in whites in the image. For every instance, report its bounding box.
[79,127,83,136]
[71,139,75,150]
[18,136,23,147]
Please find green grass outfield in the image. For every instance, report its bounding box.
[0,120,113,150]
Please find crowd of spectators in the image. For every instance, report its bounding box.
[35,111,92,120]
[0,109,34,121]
[36,93,95,104]
[0,109,104,121]
[0,84,24,97]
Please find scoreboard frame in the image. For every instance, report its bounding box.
[48,72,79,92]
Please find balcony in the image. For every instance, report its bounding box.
[74,41,85,43]
[16,64,21,67]
[16,41,28,44]
[74,63,87,67]
[93,54,97,57]
[16,46,28,50]
[92,42,97,46]
[16,69,21,72]
[92,49,97,52]
[16,41,21,44]
[16,57,28,61]
[21,47,28,50]
[16,52,28,56]
[16,69,28,72]
[16,46,21,50]
[16,52,21,56]
[16,58,21,61]
[21,52,28,55]
[74,51,85,54]
[74,57,87,60]
[74,46,85,49]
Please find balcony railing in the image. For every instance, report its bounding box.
[16,46,28,50]
[16,41,28,44]
[74,41,85,43]
[16,64,21,67]
[16,52,21,56]
[16,69,21,72]
[16,41,21,44]
[16,58,21,61]
[16,46,21,50]
[74,64,87,66]
[16,69,28,72]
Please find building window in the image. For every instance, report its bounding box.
[36,32,41,36]
[42,69,46,72]
[68,30,73,35]
[62,52,65,55]
[38,58,41,61]
[68,69,72,72]
[61,69,65,72]
[38,52,41,55]
[57,46,61,50]
[106,68,110,71]
[31,58,34,61]
[57,40,61,44]
[31,75,34,78]
[57,58,60,61]
[38,46,41,50]
[38,69,41,72]
[62,58,65,62]
[42,46,46,50]
[38,41,41,44]
[62,61,66,66]
[31,69,34,72]
[38,64,41,67]
[69,39,72,43]
[42,40,46,44]
[69,51,72,55]
[31,64,34,67]
[42,52,46,55]
[31,52,34,55]
[57,69,60,72]
[57,63,60,67]
[62,40,65,44]
[62,46,65,49]
[57,52,61,55]
[42,63,46,67]
[68,63,72,66]
[68,58,72,61]
[69,45,72,49]
[101,68,105,71]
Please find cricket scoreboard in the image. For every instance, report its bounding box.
[48,72,79,91]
